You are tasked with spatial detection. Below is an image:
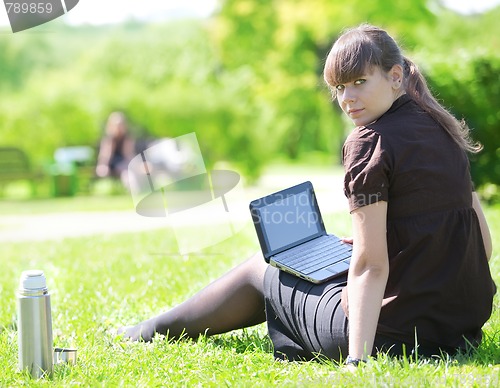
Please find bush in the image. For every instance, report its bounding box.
[423,51,500,194]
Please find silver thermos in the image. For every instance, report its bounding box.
[17,270,53,378]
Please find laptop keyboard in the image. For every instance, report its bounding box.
[276,236,351,275]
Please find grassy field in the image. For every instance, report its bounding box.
[0,192,498,386]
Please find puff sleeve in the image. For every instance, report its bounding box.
[342,128,391,212]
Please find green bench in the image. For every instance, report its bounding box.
[52,146,96,195]
[0,147,43,196]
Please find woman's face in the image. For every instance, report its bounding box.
[106,114,127,137]
[335,65,403,126]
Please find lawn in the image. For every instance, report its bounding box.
[0,191,498,386]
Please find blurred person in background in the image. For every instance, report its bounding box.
[95,111,136,189]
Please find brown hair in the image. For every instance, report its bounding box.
[323,24,481,153]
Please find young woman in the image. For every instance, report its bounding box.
[118,25,496,366]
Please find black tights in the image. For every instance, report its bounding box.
[118,252,268,342]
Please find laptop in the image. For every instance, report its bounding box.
[249,181,351,284]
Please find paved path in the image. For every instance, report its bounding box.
[0,171,348,243]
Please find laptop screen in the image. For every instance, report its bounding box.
[250,182,326,258]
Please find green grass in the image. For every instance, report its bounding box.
[0,198,498,386]
[0,177,132,215]
[0,194,133,215]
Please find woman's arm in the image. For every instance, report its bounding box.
[347,201,389,361]
[96,137,113,177]
[472,192,492,261]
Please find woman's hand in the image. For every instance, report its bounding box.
[96,164,109,177]
[341,237,353,245]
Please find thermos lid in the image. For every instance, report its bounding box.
[19,270,47,291]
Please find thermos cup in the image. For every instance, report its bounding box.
[17,270,54,378]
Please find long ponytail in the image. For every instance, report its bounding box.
[403,57,481,153]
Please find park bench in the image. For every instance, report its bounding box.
[52,146,96,195]
[0,146,42,196]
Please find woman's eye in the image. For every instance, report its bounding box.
[335,84,344,91]
[354,79,366,85]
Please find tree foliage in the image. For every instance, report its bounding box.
[0,1,499,191]
[423,52,500,188]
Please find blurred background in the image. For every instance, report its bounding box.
[1,0,499,201]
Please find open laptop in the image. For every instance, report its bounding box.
[249,181,351,284]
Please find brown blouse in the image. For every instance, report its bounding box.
[342,95,496,351]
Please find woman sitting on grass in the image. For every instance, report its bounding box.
[118,24,496,367]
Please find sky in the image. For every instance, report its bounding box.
[0,0,217,28]
[441,0,500,13]
[0,0,499,29]
[63,0,218,25]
